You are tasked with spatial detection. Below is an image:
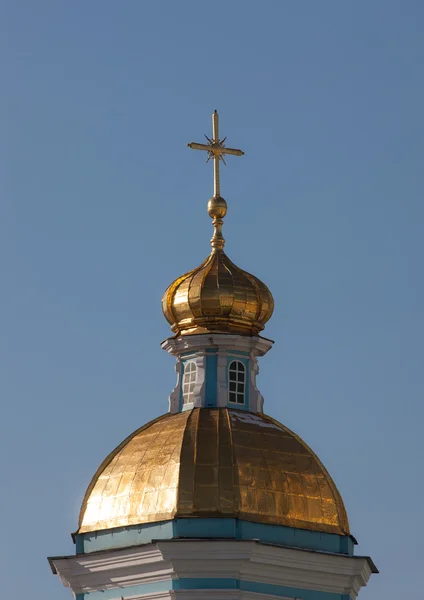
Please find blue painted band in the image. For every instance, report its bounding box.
[239,579,347,599]
[77,517,354,556]
[79,578,347,600]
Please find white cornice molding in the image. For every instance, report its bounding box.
[51,539,373,599]
[161,334,274,357]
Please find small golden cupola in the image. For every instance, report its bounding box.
[162,111,274,336]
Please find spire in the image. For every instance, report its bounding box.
[187,110,244,249]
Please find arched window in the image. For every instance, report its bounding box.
[182,361,197,404]
[228,360,246,404]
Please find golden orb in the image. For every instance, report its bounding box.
[78,408,350,536]
[208,195,228,219]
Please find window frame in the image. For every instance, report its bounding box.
[182,361,197,405]
[228,360,246,405]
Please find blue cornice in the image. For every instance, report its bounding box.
[76,517,355,556]
[77,577,349,600]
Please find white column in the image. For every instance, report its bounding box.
[168,358,182,414]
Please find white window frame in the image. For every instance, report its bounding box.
[228,360,246,405]
[182,361,197,405]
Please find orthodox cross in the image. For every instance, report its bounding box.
[187,110,244,198]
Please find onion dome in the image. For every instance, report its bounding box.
[78,408,349,535]
[162,112,274,337]
[162,194,274,336]
[162,250,274,337]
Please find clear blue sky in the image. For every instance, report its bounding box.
[2,2,423,598]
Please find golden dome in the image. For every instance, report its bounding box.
[78,408,349,536]
[162,249,274,336]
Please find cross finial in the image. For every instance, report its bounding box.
[187,111,244,250]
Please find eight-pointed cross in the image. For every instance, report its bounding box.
[187,110,244,198]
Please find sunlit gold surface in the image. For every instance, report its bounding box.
[162,249,274,337]
[78,409,349,535]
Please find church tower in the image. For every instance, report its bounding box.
[49,112,376,600]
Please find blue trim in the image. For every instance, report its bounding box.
[78,578,346,599]
[79,520,174,553]
[239,579,346,599]
[75,535,84,553]
[175,578,238,590]
[205,354,218,406]
[77,517,354,555]
[178,578,345,598]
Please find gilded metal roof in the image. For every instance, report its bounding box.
[162,249,274,336]
[78,409,349,536]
